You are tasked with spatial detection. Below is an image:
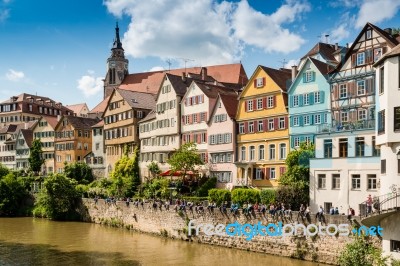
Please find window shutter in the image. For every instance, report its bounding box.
[289,96,293,108]
[189,115,193,124]
[252,168,256,179]
[351,54,356,67]
[272,95,276,107]
[290,137,294,149]
[181,116,185,123]
[299,116,304,126]
[263,97,267,109]
[333,84,338,100]
[312,71,316,82]
[262,77,266,86]
[348,81,354,97]
[204,112,207,122]
[290,116,293,127]
[334,112,339,122]
[264,119,268,132]
[302,73,306,83]
[366,49,373,64]
[265,168,270,179]
[310,115,314,125]
[244,122,248,133]
[274,117,278,130]
[245,100,248,112]
[350,110,357,122]
[320,91,325,103]
[309,92,314,105]
[197,113,200,123]
[280,167,286,176]
[253,80,257,87]
[284,116,288,129]
[197,134,200,144]
[253,99,256,109]
[299,94,304,106]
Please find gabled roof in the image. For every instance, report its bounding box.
[0,93,72,113]
[65,103,88,115]
[56,116,99,130]
[90,96,110,114]
[331,22,399,74]
[374,43,400,66]
[0,124,17,134]
[119,63,248,94]
[259,66,292,92]
[220,94,239,119]
[41,116,59,129]
[301,42,344,64]
[139,109,156,123]
[194,82,238,99]
[164,73,194,97]
[116,89,156,110]
[92,120,104,128]
[20,129,33,148]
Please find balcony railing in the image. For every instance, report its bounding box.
[317,119,375,134]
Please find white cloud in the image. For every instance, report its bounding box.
[3,0,12,4]
[149,66,165,72]
[355,0,400,28]
[77,72,103,97]
[5,69,24,81]
[284,59,299,68]
[330,24,350,43]
[103,0,309,66]
[0,9,9,22]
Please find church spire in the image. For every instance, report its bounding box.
[113,22,123,49]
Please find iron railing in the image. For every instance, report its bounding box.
[359,193,400,218]
[317,119,375,134]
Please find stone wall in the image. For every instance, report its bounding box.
[81,199,364,265]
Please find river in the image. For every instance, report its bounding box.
[0,218,326,266]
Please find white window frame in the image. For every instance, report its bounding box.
[267,96,274,108]
[304,71,313,82]
[249,146,255,161]
[239,123,244,134]
[357,52,365,66]
[293,95,299,107]
[268,119,274,131]
[255,168,263,180]
[279,143,286,160]
[339,84,347,99]
[257,98,263,110]
[314,114,321,124]
[341,111,348,122]
[269,144,275,160]
[294,137,300,148]
[256,77,264,88]
[358,109,367,121]
[304,93,309,105]
[248,121,254,133]
[304,115,310,125]
[293,116,299,126]
[357,80,366,96]
[259,145,265,160]
[279,117,285,129]
[270,168,276,179]
[258,120,263,132]
[247,100,253,111]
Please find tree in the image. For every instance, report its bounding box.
[33,174,81,220]
[29,139,45,175]
[167,142,204,180]
[0,173,29,216]
[64,162,94,185]
[147,161,161,180]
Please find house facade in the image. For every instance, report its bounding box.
[310,23,399,213]
[85,120,106,178]
[207,94,238,189]
[15,129,33,170]
[54,116,98,173]
[103,89,155,176]
[288,58,333,148]
[235,66,290,188]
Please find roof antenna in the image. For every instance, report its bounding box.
[166,59,172,72]
[325,34,330,44]
[178,58,195,75]
[279,59,287,68]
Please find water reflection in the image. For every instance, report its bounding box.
[0,218,325,266]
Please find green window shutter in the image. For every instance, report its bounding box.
[312,71,316,82]
[299,116,303,126]
[320,91,325,104]
[299,94,304,106]
[302,73,306,83]
[289,95,293,108]
[309,92,314,105]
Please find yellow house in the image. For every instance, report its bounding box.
[235,66,291,188]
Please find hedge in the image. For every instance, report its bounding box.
[260,189,276,205]
[231,188,260,205]
[208,189,231,205]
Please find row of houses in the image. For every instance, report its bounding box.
[1,23,400,218]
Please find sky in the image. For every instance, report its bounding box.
[0,0,400,110]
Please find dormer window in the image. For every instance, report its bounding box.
[303,71,315,83]
[366,29,372,40]
[255,77,264,88]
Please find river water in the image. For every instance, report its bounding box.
[0,218,325,266]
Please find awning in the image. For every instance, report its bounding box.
[159,170,195,176]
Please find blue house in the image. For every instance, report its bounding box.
[288,57,334,149]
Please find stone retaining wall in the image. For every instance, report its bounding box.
[80,199,367,265]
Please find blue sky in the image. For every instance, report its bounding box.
[0,0,399,109]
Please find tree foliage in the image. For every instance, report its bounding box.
[33,174,81,220]
[64,162,94,185]
[195,177,217,197]
[260,189,276,205]
[29,138,45,174]
[147,161,161,180]
[142,178,170,199]
[167,142,204,179]
[0,173,29,216]
[231,188,260,205]
[208,189,231,205]
[338,235,389,266]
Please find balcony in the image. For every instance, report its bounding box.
[317,119,375,134]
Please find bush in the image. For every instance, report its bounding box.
[195,177,217,197]
[231,188,260,205]
[208,189,231,205]
[181,196,208,203]
[260,189,276,205]
[142,178,170,199]
[0,173,29,216]
[276,183,308,210]
[76,184,89,197]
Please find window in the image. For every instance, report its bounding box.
[304,71,314,82]
[267,96,274,108]
[381,159,386,174]
[249,146,255,161]
[379,66,384,94]
[367,174,377,190]
[258,120,263,132]
[341,111,348,123]
[241,146,246,161]
[294,137,300,148]
[200,112,206,122]
[332,174,340,189]
[279,143,286,159]
[339,138,348,157]
[355,137,365,157]
[357,80,365,95]
[304,115,310,125]
[357,52,365,66]
[352,174,361,189]
[314,91,321,103]
[324,139,332,158]
[239,123,244,134]
[339,84,347,98]
[270,168,276,179]
[318,174,326,189]
[279,117,285,129]
[366,29,372,39]
[248,122,254,133]
[293,116,299,126]
[304,93,309,105]
[269,144,275,160]
[293,95,299,107]
[378,110,385,133]
[256,77,264,87]
[268,119,274,131]
[259,145,265,160]
[390,240,400,252]
[255,168,264,180]
[257,98,263,110]
[358,109,367,120]
[247,100,253,111]
[314,114,321,124]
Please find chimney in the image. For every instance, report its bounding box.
[57,115,62,121]
[346,43,349,48]
[201,67,207,80]
[335,43,338,51]
[182,72,186,82]
[291,65,298,81]
[384,28,393,35]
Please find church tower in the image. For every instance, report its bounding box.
[104,23,129,99]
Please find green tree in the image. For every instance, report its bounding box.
[29,139,45,175]
[0,173,29,216]
[338,235,389,266]
[208,189,231,205]
[33,174,81,220]
[143,178,170,199]
[64,162,94,185]
[0,163,9,179]
[167,142,203,180]
[147,161,161,180]
[260,189,276,205]
[231,188,260,205]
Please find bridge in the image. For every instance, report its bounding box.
[360,192,400,227]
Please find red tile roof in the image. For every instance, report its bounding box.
[90,96,110,114]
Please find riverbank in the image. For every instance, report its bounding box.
[80,198,369,265]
